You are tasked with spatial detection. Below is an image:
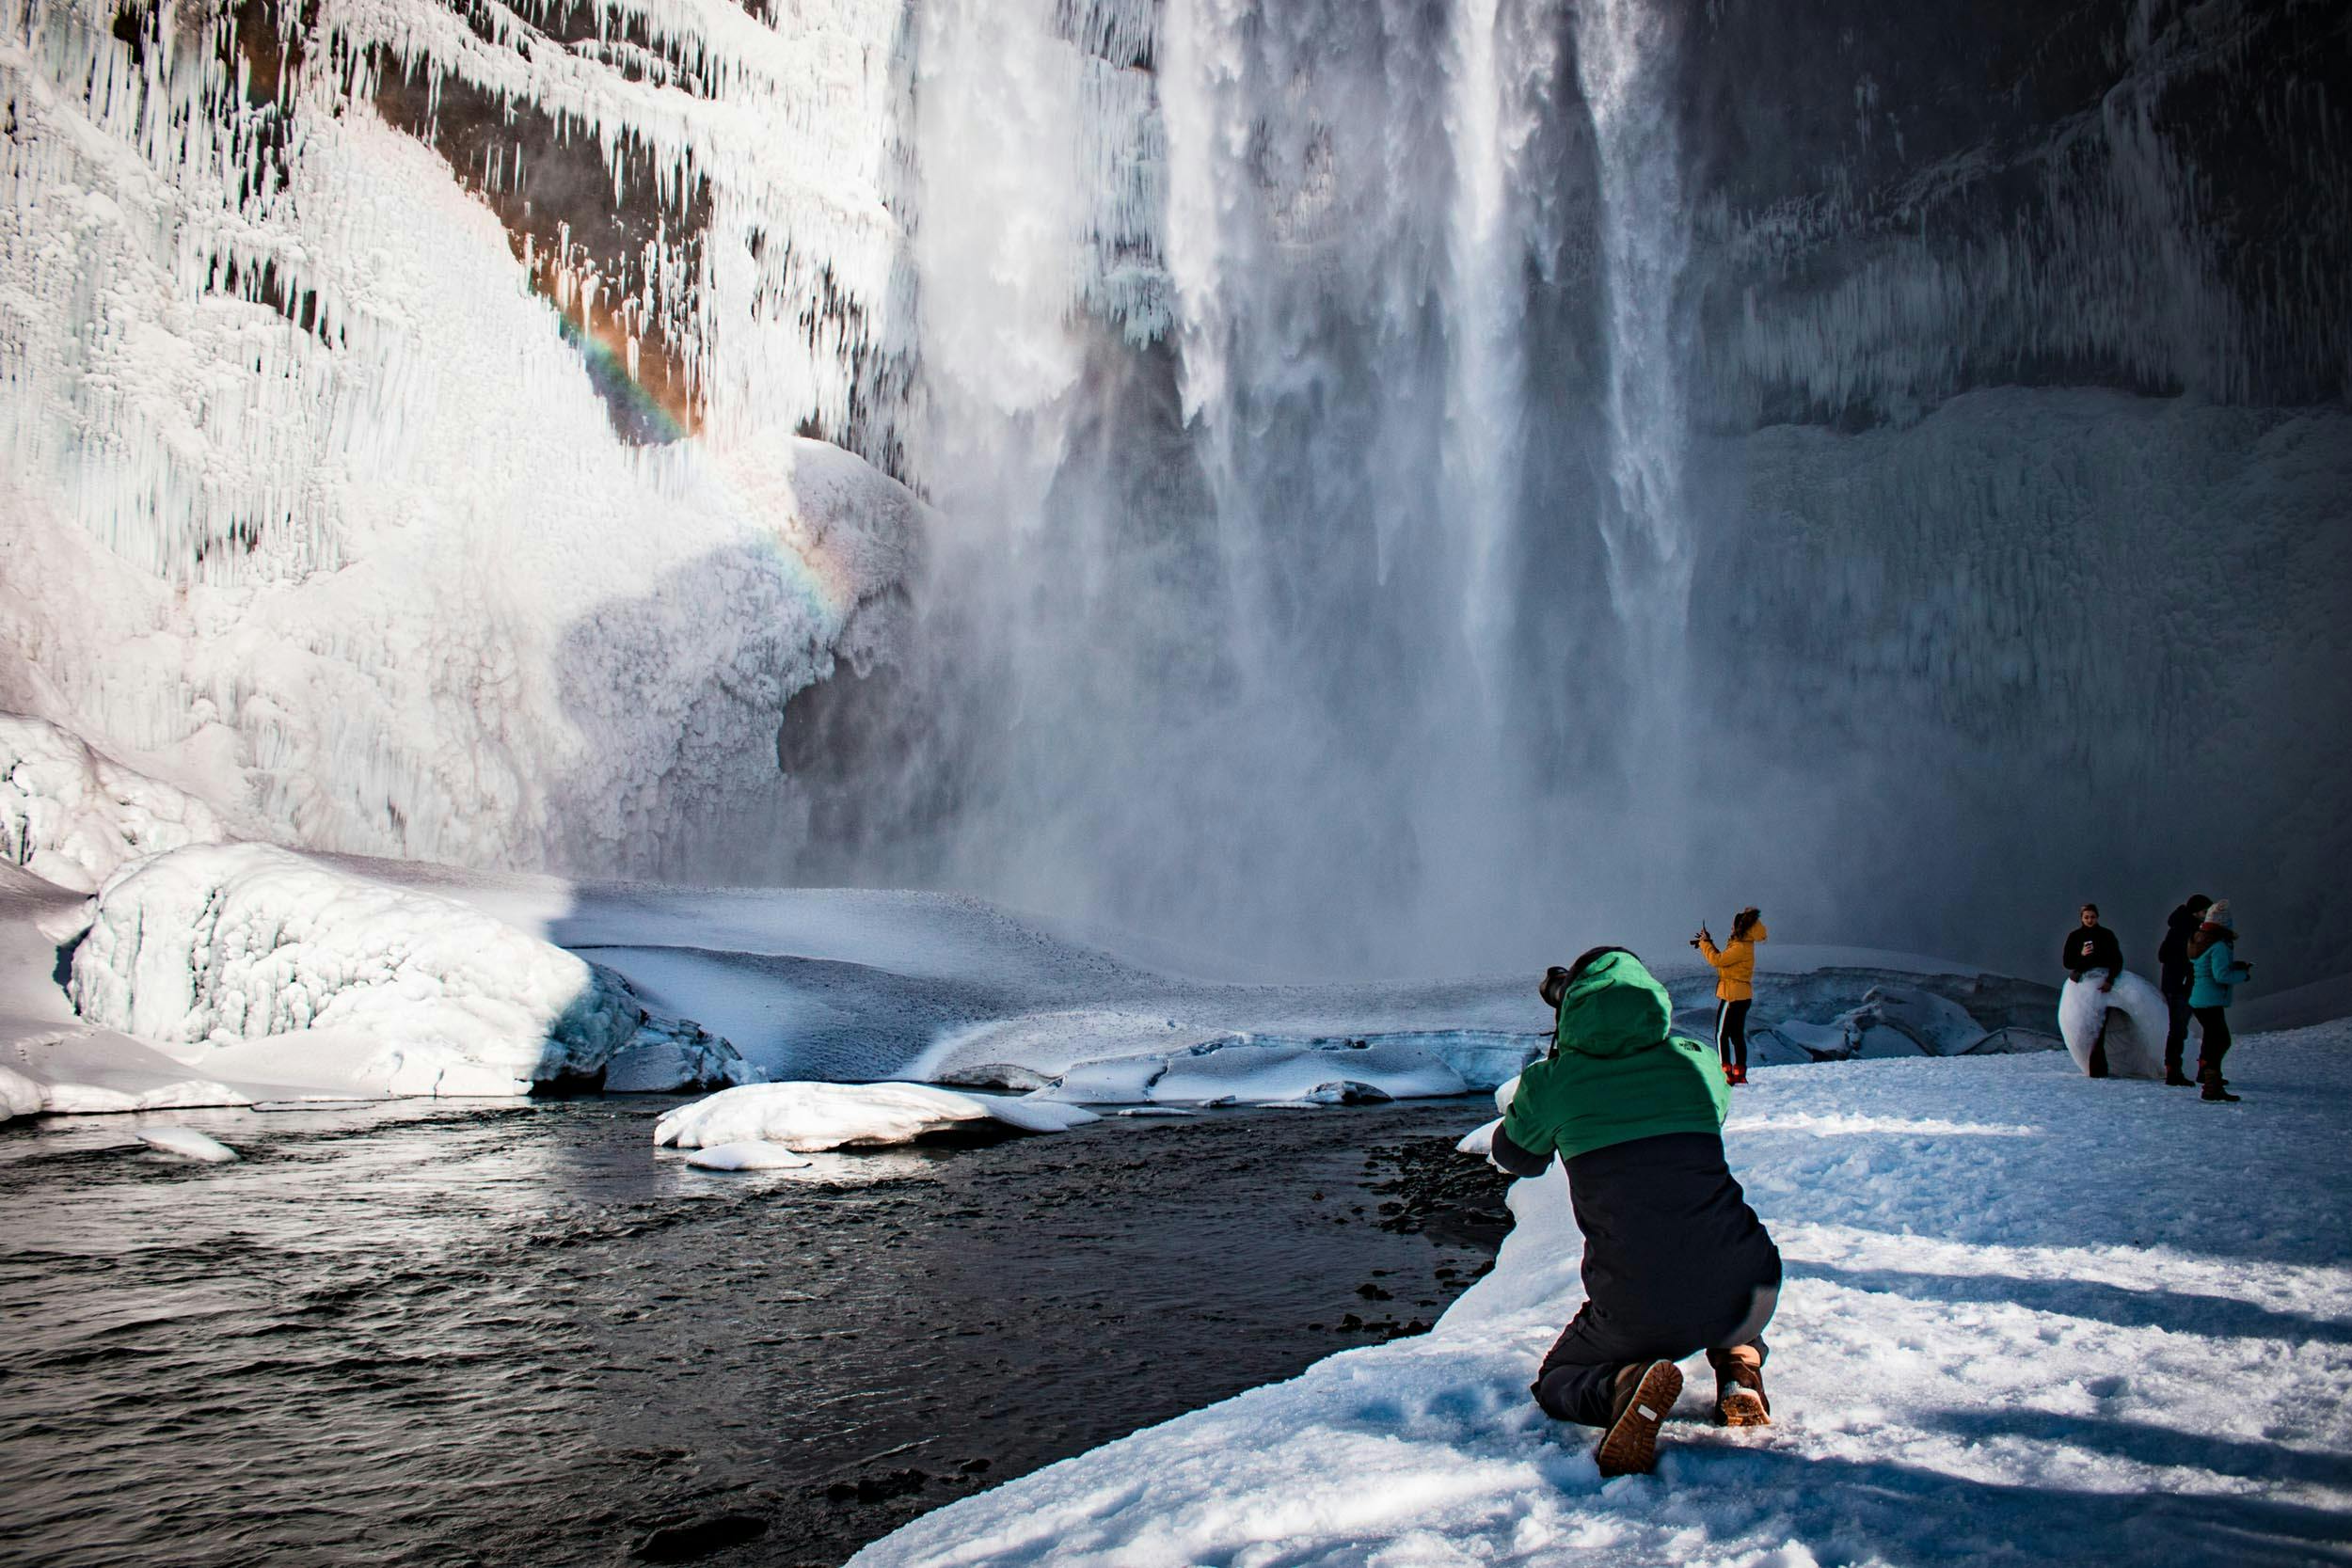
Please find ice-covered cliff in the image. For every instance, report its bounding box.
[2,0,2344,984]
[1,0,923,884]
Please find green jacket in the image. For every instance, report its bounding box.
[1502,949,1729,1162]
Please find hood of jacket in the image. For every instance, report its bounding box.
[1555,949,1674,1060]
[2188,922,2237,959]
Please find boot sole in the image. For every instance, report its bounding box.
[1597,1360,1682,1477]
[1716,1389,1771,1428]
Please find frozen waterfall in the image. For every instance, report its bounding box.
[0,0,2344,986]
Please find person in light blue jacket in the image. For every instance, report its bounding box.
[2187,898,2254,1102]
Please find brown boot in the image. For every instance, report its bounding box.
[1708,1345,1771,1427]
[1596,1359,1682,1477]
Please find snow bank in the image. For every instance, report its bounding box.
[655,1081,1099,1153]
[135,1127,239,1163]
[62,844,750,1100]
[855,1026,2352,1568]
[0,716,222,892]
[2058,972,2172,1080]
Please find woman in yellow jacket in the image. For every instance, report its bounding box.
[1695,908,1767,1085]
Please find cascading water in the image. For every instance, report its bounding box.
[1567,0,1697,896]
[872,0,1653,975]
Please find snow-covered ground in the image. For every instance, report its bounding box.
[855,1026,2352,1568]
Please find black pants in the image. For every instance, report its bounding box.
[2193,1006,2233,1082]
[2163,990,2194,1076]
[1715,998,1751,1071]
[1534,1278,1778,1427]
[2078,969,2114,1076]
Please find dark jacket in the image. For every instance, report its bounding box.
[2061,923,2122,979]
[1493,951,1779,1330]
[2157,905,2203,996]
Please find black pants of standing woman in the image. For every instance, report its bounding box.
[2192,1006,2233,1083]
[1716,998,1751,1072]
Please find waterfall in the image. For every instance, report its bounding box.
[1569,0,1697,888]
[866,0,1710,972]
[1441,0,1560,704]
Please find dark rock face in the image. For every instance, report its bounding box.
[1682,0,2352,428]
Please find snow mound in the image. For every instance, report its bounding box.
[0,716,223,893]
[1044,1037,1470,1108]
[1,1063,45,1118]
[655,1082,1101,1153]
[2058,972,2171,1080]
[683,1141,815,1172]
[66,845,750,1098]
[135,1127,239,1163]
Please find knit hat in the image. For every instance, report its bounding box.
[2205,898,2233,927]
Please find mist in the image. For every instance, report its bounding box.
[778,0,2352,989]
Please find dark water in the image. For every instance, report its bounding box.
[0,1098,1504,1567]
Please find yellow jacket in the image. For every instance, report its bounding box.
[1698,923,1769,1002]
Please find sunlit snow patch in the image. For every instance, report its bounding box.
[656,1082,1100,1153]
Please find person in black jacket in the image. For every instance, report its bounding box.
[2155,894,2212,1087]
[2061,904,2123,1076]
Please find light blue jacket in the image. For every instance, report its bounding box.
[2189,935,2251,1009]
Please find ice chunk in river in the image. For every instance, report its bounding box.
[135,1127,239,1163]
[684,1141,815,1171]
[656,1081,1100,1152]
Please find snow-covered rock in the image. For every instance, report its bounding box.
[2058,971,2172,1080]
[600,1010,754,1095]
[64,844,749,1099]
[1044,1037,1470,1108]
[0,716,222,892]
[655,1081,1100,1153]
[135,1127,239,1163]
[683,1141,815,1172]
[1756,984,1990,1063]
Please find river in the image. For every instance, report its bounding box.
[0,1096,1509,1566]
